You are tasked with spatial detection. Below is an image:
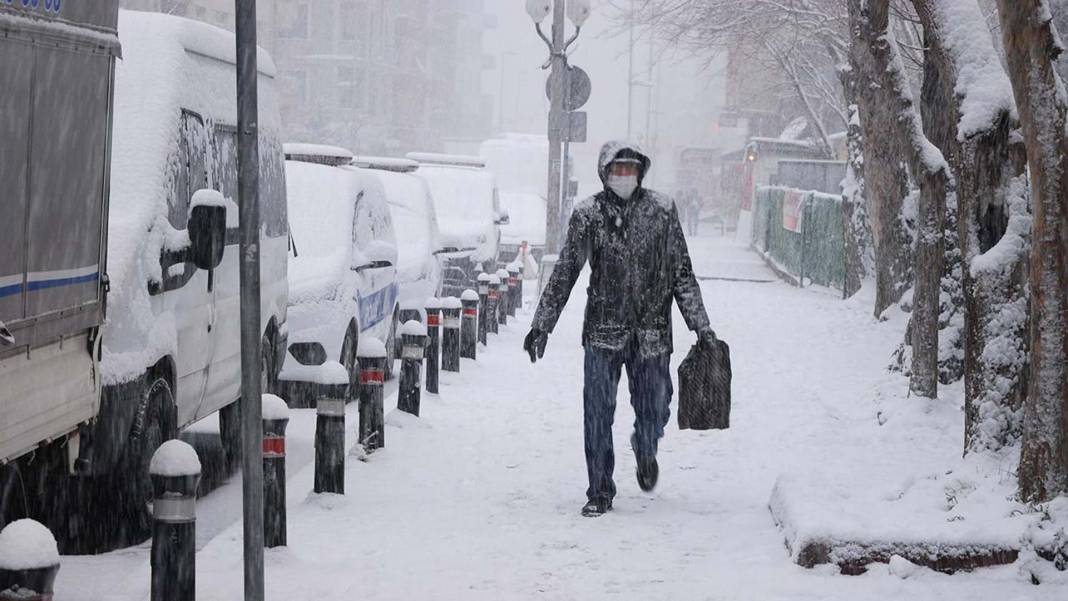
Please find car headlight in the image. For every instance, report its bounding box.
[288,342,327,366]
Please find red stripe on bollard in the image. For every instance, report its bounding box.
[488,290,498,299]
[262,436,285,458]
[427,314,440,326]
[463,308,477,317]
[360,369,385,385]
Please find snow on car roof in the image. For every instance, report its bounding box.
[284,143,354,166]
[352,156,420,173]
[406,152,486,168]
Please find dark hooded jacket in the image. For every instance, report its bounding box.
[532,141,711,357]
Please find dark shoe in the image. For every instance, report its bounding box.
[581,498,612,517]
[636,455,659,492]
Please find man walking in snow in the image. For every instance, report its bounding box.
[523,141,716,517]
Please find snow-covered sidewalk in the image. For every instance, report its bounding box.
[57,234,1065,600]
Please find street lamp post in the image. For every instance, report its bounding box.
[527,0,589,254]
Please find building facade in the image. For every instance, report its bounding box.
[119,0,492,155]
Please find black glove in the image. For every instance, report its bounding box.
[524,328,548,363]
[697,327,718,349]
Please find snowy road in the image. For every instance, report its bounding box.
[56,233,1064,600]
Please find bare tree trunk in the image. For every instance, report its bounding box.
[854,0,950,398]
[995,0,1068,502]
[848,0,916,318]
[840,67,873,298]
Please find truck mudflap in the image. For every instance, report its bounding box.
[75,373,149,476]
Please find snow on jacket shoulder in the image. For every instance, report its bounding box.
[532,182,710,357]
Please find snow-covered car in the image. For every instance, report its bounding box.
[280,151,401,407]
[350,156,444,326]
[406,153,507,297]
[497,191,547,265]
[479,134,549,265]
[92,10,289,515]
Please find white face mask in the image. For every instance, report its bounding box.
[607,174,639,200]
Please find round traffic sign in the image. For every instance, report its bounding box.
[545,65,592,111]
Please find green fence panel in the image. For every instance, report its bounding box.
[752,187,845,291]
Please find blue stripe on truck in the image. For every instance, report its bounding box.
[0,272,99,298]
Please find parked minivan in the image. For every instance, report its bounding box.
[280,148,401,407]
[87,11,289,520]
[406,153,506,297]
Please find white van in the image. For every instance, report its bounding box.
[280,152,400,407]
[407,153,506,297]
[84,11,289,515]
[351,156,444,322]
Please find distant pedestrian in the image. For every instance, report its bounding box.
[523,141,718,517]
[686,189,702,236]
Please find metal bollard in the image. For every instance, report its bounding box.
[149,440,201,601]
[460,289,479,360]
[314,392,345,495]
[440,297,462,372]
[476,273,491,345]
[486,274,500,334]
[495,269,510,325]
[424,298,441,394]
[357,337,387,451]
[262,394,289,548]
[507,263,521,316]
[0,520,60,601]
[516,260,525,304]
[397,320,428,416]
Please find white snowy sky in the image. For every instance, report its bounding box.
[480,1,735,192]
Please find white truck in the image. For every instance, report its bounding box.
[0,1,122,531]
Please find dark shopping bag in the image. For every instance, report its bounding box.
[677,338,732,430]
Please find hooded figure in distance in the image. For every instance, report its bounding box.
[524,141,717,517]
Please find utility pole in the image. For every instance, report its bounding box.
[546,0,567,254]
[234,2,264,600]
[528,0,589,255]
[627,0,635,141]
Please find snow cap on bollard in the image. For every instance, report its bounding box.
[495,268,509,281]
[400,320,428,361]
[461,289,480,302]
[424,296,442,310]
[150,439,202,477]
[262,393,291,421]
[316,361,350,386]
[476,272,492,294]
[0,520,59,571]
[357,336,388,358]
[441,296,462,310]
[148,440,201,527]
[401,319,428,337]
[0,519,61,601]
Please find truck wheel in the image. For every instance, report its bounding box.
[0,464,27,530]
[122,376,176,530]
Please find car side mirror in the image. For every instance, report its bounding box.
[495,211,510,226]
[189,190,227,270]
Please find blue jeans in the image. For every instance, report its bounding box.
[583,338,673,502]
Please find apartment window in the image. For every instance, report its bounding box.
[278,3,309,39]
